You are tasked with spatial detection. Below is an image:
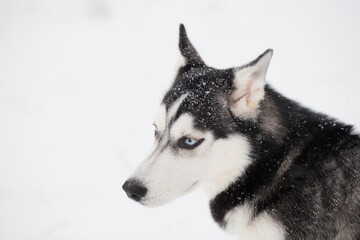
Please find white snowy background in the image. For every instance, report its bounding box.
[1,0,360,239]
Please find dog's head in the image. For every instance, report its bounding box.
[123,25,273,207]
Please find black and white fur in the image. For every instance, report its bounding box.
[123,25,360,240]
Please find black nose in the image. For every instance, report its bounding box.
[122,179,147,202]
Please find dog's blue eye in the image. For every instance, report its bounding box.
[184,138,196,146]
[178,137,204,149]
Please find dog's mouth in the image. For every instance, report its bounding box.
[185,181,199,193]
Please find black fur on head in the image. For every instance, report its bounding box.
[163,24,272,139]
[163,66,236,139]
[163,24,237,138]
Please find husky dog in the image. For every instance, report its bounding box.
[122,25,360,240]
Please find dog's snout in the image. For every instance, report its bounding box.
[122,179,147,202]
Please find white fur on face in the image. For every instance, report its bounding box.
[200,135,251,199]
[131,112,209,206]
[130,106,252,206]
[170,114,252,199]
[224,203,285,240]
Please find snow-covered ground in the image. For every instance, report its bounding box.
[0,0,360,239]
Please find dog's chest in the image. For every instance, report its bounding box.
[223,204,285,240]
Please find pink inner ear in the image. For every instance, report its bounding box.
[230,91,247,106]
[229,73,265,118]
[229,50,272,118]
[230,74,257,105]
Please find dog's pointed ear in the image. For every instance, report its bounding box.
[229,49,273,119]
[178,24,205,68]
